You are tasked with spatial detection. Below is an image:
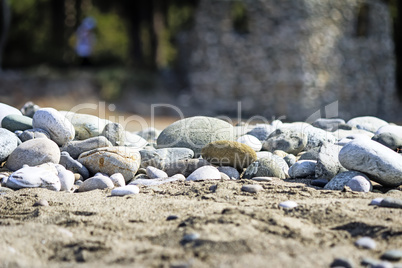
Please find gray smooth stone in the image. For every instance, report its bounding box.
[339,139,402,187]
[346,176,372,192]
[0,103,22,123]
[18,128,50,142]
[315,143,346,180]
[163,159,210,177]
[0,128,19,162]
[59,151,90,179]
[60,111,110,140]
[241,184,263,193]
[111,185,139,196]
[243,156,286,179]
[324,171,371,191]
[78,175,114,192]
[381,250,402,261]
[284,154,296,167]
[217,166,240,179]
[379,197,402,209]
[287,123,337,151]
[129,177,180,186]
[156,116,234,157]
[6,138,60,171]
[1,114,33,132]
[251,176,273,182]
[55,164,75,191]
[370,197,384,206]
[146,166,168,179]
[347,116,388,133]
[237,134,262,152]
[288,160,316,178]
[279,200,298,209]
[376,124,402,137]
[312,118,345,131]
[311,178,328,187]
[372,132,402,151]
[262,128,307,155]
[140,147,194,169]
[61,136,113,159]
[102,122,125,146]
[247,124,275,141]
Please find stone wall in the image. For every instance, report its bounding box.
[181,0,397,121]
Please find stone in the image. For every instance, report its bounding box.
[311,178,328,187]
[347,116,388,133]
[20,101,40,118]
[157,116,234,157]
[1,114,33,132]
[217,166,240,179]
[18,128,50,142]
[6,166,61,191]
[166,215,179,221]
[78,175,114,192]
[6,138,60,171]
[279,200,298,209]
[55,164,75,191]
[140,147,194,169]
[243,156,287,179]
[381,250,402,261]
[122,131,148,149]
[315,144,347,180]
[101,122,125,146]
[236,134,262,152]
[289,160,316,178]
[61,136,113,159]
[333,128,375,141]
[339,139,402,187]
[130,177,181,186]
[379,197,402,209]
[186,166,221,181]
[355,237,376,249]
[201,140,257,169]
[163,159,210,177]
[361,258,381,267]
[262,128,307,155]
[136,127,160,142]
[171,174,186,180]
[298,148,320,161]
[247,124,275,141]
[33,199,49,207]
[60,111,110,140]
[181,233,200,244]
[372,132,402,151]
[273,150,288,158]
[241,184,263,193]
[376,124,402,136]
[59,151,90,179]
[287,123,337,151]
[146,166,168,179]
[78,146,141,182]
[251,176,273,182]
[111,185,140,196]
[370,198,384,206]
[283,154,296,167]
[346,176,372,192]
[110,173,125,187]
[372,262,394,268]
[330,258,353,268]
[256,151,272,159]
[0,103,22,124]
[33,108,75,146]
[312,118,345,131]
[324,171,371,191]
[0,128,19,162]
[220,172,230,180]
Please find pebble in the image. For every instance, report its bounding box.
[336,134,371,146]
[379,197,402,209]
[217,166,240,179]
[237,134,262,152]
[166,215,179,221]
[163,159,210,177]
[251,176,273,182]
[156,116,234,157]
[171,174,186,180]
[60,111,110,140]
[312,118,345,131]
[6,138,60,171]
[59,151,90,179]
[61,136,113,159]
[122,131,148,149]
[247,124,275,141]
[273,150,288,158]
[315,143,346,180]
[381,250,402,261]
[288,160,316,178]
[186,166,221,181]
[283,154,296,167]
[181,233,200,243]
[20,101,40,118]
[1,114,33,132]
[243,155,287,179]
[346,176,372,192]
[32,108,75,146]
[110,173,125,187]
[0,102,23,123]
[372,262,394,268]
[376,124,402,137]
[136,127,160,142]
[370,197,384,206]
[262,128,307,155]
[6,166,61,191]
[101,122,125,146]
[347,116,388,133]
[339,139,402,187]
[330,258,353,268]
[111,185,140,196]
[129,177,180,186]
[78,146,141,182]
[241,184,263,193]
[33,199,50,207]
[355,236,376,249]
[311,178,328,187]
[288,123,337,150]
[324,171,371,191]
[201,140,257,169]
[0,128,19,162]
[146,166,168,179]
[219,172,230,180]
[140,147,194,169]
[78,174,114,192]
[372,132,402,151]
[279,200,298,209]
[55,164,75,191]
[18,128,50,142]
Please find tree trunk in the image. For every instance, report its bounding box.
[0,0,11,71]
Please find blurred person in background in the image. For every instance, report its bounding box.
[75,17,96,66]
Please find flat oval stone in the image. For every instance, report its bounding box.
[376,124,402,137]
[381,250,402,261]
[237,134,262,152]
[163,159,210,177]
[379,197,402,209]
[339,139,402,187]
[61,136,113,159]
[186,166,220,181]
[217,166,240,179]
[0,103,22,123]
[241,184,263,193]
[18,128,50,142]
[279,200,298,209]
[330,258,353,268]
[60,111,110,140]
[370,197,384,206]
[129,177,180,186]
[324,171,371,191]
[347,116,388,133]
[123,131,148,149]
[312,118,345,131]
[33,108,75,146]
[78,175,114,192]
[146,166,168,179]
[111,185,140,196]
[0,128,19,162]
[6,138,60,171]
[1,114,33,132]
[201,140,257,169]
[110,173,125,187]
[355,237,376,249]
[78,146,141,182]
[33,199,49,207]
[289,160,316,178]
[157,116,234,157]
[251,176,273,182]
[6,166,61,191]
[263,128,307,155]
[287,123,337,151]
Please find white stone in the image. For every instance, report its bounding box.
[146,166,168,179]
[241,184,263,193]
[251,176,273,182]
[346,176,372,192]
[129,177,180,186]
[123,131,148,149]
[171,174,186,180]
[289,160,317,178]
[110,173,125,187]
[78,175,114,192]
[347,116,388,133]
[111,185,140,196]
[0,103,22,124]
[355,237,376,249]
[376,125,402,138]
[6,166,61,191]
[279,200,298,209]
[186,166,221,181]
[60,111,111,140]
[237,135,262,152]
[370,197,384,206]
[55,164,75,191]
[324,171,371,191]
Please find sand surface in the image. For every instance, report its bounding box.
[1,178,401,268]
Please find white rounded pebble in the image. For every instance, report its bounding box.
[237,134,262,152]
[146,166,168,179]
[355,236,376,249]
[279,200,298,209]
[186,166,221,181]
[370,197,384,206]
[241,184,263,193]
[111,185,140,196]
[78,175,114,192]
[171,174,186,180]
[55,164,75,191]
[346,176,372,192]
[110,173,126,187]
[251,176,273,182]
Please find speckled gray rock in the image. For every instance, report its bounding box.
[284,154,296,167]
[1,114,33,132]
[6,138,60,171]
[262,128,307,155]
[347,116,388,133]
[61,136,113,159]
[289,160,316,178]
[6,166,61,191]
[243,156,286,179]
[55,164,75,191]
[60,111,110,140]
[18,128,50,142]
[315,144,346,180]
[59,151,90,179]
[288,123,337,151]
[20,101,40,118]
[33,108,75,146]
[241,184,263,193]
[0,128,19,162]
[157,116,234,157]
[111,185,139,196]
[312,118,345,131]
[217,166,240,179]
[101,122,125,146]
[237,134,262,152]
[78,174,114,192]
[346,176,372,192]
[186,166,221,181]
[146,166,168,179]
[78,146,141,182]
[339,139,402,187]
[247,124,275,141]
[324,171,371,191]
[140,147,194,169]
[163,159,210,177]
[0,103,22,124]
[372,132,402,151]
